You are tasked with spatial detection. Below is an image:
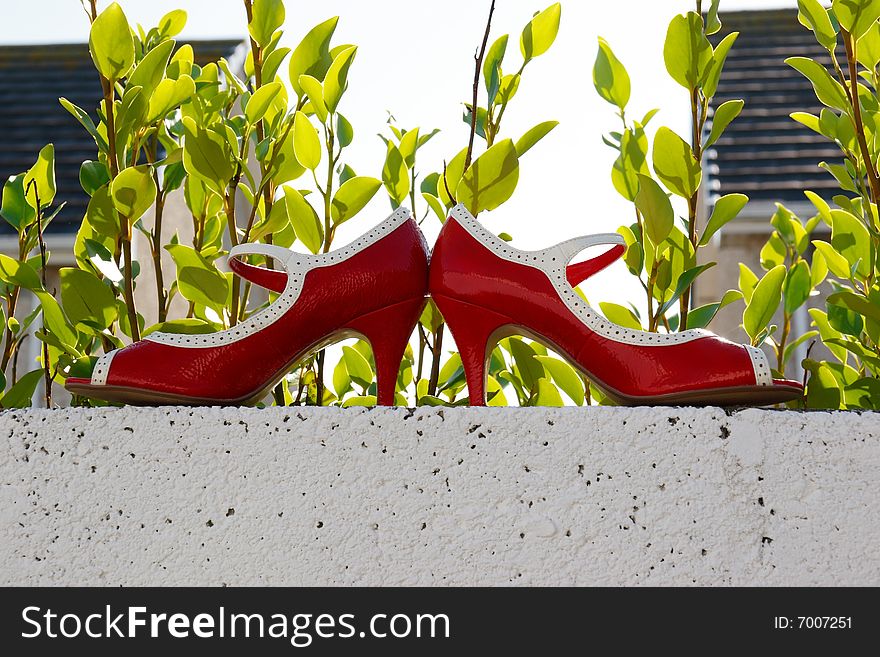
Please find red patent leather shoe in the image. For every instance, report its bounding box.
[66,208,429,406]
[430,204,804,407]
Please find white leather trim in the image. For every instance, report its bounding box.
[91,350,117,386]
[745,345,773,386]
[449,203,712,347]
[144,206,413,349]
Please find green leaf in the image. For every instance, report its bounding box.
[483,35,508,106]
[110,165,156,220]
[250,191,292,242]
[534,355,584,405]
[128,39,174,96]
[248,0,285,47]
[798,0,838,50]
[705,99,744,149]
[828,289,880,324]
[59,98,108,152]
[634,174,673,246]
[1,174,36,230]
[272,128,308,185]
[703,32,738,98]
[23,144,56,209]
[89,2,134,81]
[85,184,120,237]
[59,267,117,329]
[289,17,339,98]
[293,111,321,171]
[34,290,78,347]
[342,345,373,389]
[827,296,865,336]
[832,0,880,38]
[333,355,352,399]
[158,9,187,38]
[786,57,850,110]
[514,121,559,157]
[520,3,562,62]
[859,18,880,68]
[784,260,812,314]
[143,319,217,336]
[599,302,642,331]
[805,190,833,225]
[812,241,851,279]
[331,176,381,225]
[382,141,410,207]
[706,0,722,34]
[791,111,822,135]
[803,360,841,409]
[261,46,291,83]
[686,290,743,330]
[181,117,234,194]
[830,209,871,278]
[398,128,420,168]
[166,244,229,311]
[439,147,468,208]
[79,160,110,196]
[700,193,748,245]
[593,37,630,110]
[0,370,43,409]
[342,395,377,408]
[298,75,327,122]
[0,254,41,290]
[147,75,195,123]
[652,127,701,199]
[744,265,786,342]
[323,46,357,114]
[533,378,564,407]
[663,12,713,90]
[658,263,716,317]
[284,186,323,254]
[245,81,283,125]
[457,139,520,215]
[508,338,543,393]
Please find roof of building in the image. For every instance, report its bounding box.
[706,8,843,219]
[0,40,242,235]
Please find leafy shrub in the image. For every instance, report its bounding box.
[0,0,568,408]
[2,0,876,409]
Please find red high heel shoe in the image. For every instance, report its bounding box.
[66,207,429,406]
[430,204,804,406]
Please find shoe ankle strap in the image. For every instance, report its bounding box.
[228,243,307,293]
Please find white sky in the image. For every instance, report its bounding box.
[1,0,801,307]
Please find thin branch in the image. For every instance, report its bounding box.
[464,0,496,171]
[843,30,880,208]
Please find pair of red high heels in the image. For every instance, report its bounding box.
[66,204,803,407]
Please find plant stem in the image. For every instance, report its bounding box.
[843,30,880,208]
[121,229,140,341]
[681,84,705,332]
[149,141,168,323]
[464,0,496,171]
[225,186,240,327]
[427,322,444,397]
[28,184,52,407]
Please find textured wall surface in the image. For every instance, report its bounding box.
[1,406,877,586]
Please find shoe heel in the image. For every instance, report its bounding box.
[347,297,427,406]
[433,294,513,406]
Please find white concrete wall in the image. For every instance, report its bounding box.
[1,406,877,586]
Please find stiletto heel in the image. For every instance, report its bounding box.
[347,296,428,406]
[66,208,430,406]
[433,294,512,406]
